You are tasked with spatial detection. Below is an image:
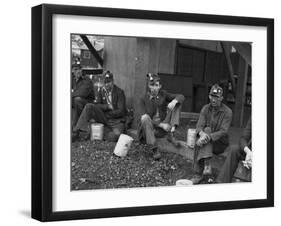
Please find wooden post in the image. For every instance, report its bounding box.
[233,57,248,127]
[221,42,236,97]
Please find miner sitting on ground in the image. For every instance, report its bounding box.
[192,84,233,183]
[72,70,127,142]
[71,63,95,129]
[216,117,252,183]
[138,73,185,160]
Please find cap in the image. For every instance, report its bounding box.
[147,73,160,84]
[209,84,223,97]
[104,70,114,83]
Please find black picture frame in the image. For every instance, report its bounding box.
[31,3,274,222]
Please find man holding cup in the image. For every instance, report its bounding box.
[72,71,127,142]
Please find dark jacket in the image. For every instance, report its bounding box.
[72,76,95,100]
[240,117,252,150]
[196,103,233,144]
[139,89,185,121]
[96,85,126,119]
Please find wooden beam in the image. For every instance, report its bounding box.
[233,57,248,127]
[221,42,236,97]
[180,112,200,120]
[80,35,103,67]
[231,42,251,67]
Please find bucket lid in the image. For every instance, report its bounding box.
[176,179,193,186]
[91,123,104,127]
[119,133,134,141]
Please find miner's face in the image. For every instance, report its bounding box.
[209,95,223,107]
[104,80,114,91]
[148,81,161,96]
[72,67,82,80]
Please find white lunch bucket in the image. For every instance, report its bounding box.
[113,134,134,157]
[176,179,193,186]
[90,123,104,141]
[187,128,197,148]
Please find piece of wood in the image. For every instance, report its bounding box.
[180,112,200,120]
[233,57,249,127]
[231,42,252,67]
[221,42,236,96]
[103,37,137,108]
[157,138,194,161]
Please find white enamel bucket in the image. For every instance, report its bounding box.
[90,123,104,141]
[113,134,134,157]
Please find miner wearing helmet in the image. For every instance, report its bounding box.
[192,84,233,183]
[72,70,126,142]
[138,73,185,160]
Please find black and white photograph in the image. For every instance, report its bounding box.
[30,3,274,222]
[70,34,252,190]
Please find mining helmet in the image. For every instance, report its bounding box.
[147,73,160,85]
[103,70,114,83]
[209,84,223,97]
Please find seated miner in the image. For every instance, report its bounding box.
[216,117,252,183]
[192,84,232,182]
[138,73,185,160]
[71,63,95,128]
[72,71,127,142]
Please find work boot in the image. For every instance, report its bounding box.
[167,132,181,147]
[190,174,203,184]
[153,151,161,160]
[151,146,161,160]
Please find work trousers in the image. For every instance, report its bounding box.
[216,145,246,183]
[138,105,181,145]
[72,97,88,129]
[74,103,124,142]
[193,127,228,174]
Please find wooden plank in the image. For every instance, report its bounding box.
[178,40,223,53]
[158,39,176,74]
[132,38,151,128]
[221,42,236,96]
[180,112,200,119]
[103,37,137,108]
[157,138,194,161]
[204,51,225,84]
[231,42,252,67]
[233,57,249,127]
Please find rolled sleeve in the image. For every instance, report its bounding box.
[164,90,185,104]
[196,106,207,133]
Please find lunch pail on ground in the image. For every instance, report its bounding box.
[90,123,104,141]
[113,134,134,157]
[176,179,193,186]
[187,128,197,148]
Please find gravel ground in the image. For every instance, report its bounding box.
[71,138,195,190]
[71,119,229,190]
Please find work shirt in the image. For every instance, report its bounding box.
[72,76,95,100]
[139,89,185,122]
[196,103,233,144]
[96,85,126,120]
